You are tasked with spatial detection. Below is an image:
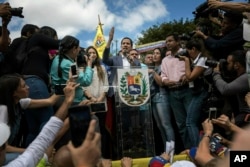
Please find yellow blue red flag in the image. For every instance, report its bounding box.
[93,23,106,58]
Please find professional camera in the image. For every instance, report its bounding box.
[174,49,189,58]
[205,59,227,69]
[179,32,194,41]
[192,1,219,20]
[205,59,231,80]
[10,7,24,18]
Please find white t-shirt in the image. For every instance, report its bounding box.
[0,105,8,123]
[19,98,31,109]
[193,55,212,76]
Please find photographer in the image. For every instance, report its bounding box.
[212,50,250,127]
[0,3,11,77]
[0,3,11,52]
[178,39,211,147]
[195,11,245,60]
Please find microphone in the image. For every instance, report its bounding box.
[123,50,133,64]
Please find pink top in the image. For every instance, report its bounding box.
[161,54,185,82]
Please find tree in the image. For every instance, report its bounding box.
[136,18,196,45]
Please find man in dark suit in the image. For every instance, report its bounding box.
[102,27,141,97]
[102,27,141,159]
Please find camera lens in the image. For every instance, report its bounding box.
[205,60,218,68]
[10,7,24,18]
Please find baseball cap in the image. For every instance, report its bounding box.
[0,123,10,146]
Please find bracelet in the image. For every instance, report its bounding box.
[203,134,211,139]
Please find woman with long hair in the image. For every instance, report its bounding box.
[150,48,175,150]
[50,35,94,103]
[0,73,58,165]
[81,46,110,158]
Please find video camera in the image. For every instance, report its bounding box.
[10,7,24,18]
[192,0,232,20]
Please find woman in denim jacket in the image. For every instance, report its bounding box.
[149,48,175,149]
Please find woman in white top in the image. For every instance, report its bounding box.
[81,46,110,158]
[82,46,108,106]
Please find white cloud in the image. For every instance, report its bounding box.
[6,0,168,45]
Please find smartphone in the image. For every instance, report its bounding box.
[208,107,217,120]
[68,105,91,147]
[90,102,107,113]
[54,84,66,95]
[71,63,78,78]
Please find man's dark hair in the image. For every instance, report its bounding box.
[231,50,246,68]
[166,33,180,42]
[224,12,243,26]
[121,37,133,46]
[185,39,202,51]
[21,24,39,37]
[39,26,57,39]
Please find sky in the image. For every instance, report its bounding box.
[4,0,247,53]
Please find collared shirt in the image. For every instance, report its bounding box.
[112,54,130,90]
[161,49,185,82]
[121,54,131,69]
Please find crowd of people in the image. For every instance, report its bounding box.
[1,0,250,167]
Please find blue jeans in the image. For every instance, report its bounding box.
[24,76,54,146]
[4,153,20,165]
[152,92,175,145]
[186,90,208,147]
[169,87,192,149]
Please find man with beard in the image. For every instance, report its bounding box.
[213,50,250,127]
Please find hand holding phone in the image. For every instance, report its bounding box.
[90,102,107,113]
[208,107,217,120]
[71,63,78,78]
[54,84,67,95]
[69,105,91,147]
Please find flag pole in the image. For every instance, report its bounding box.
[98,14,104,34]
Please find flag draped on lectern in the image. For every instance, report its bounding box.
[93,15,106,58]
